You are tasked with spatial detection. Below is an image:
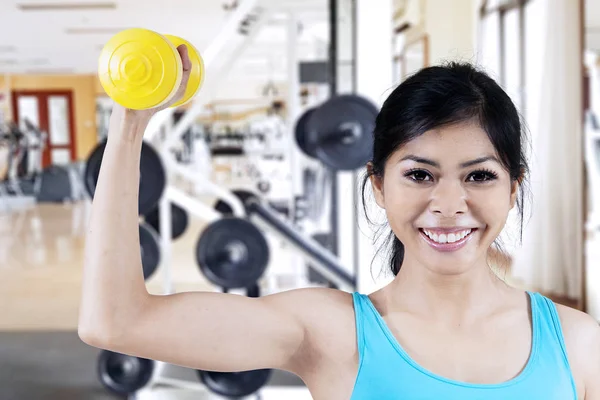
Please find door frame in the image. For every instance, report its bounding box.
[11,90,77,167]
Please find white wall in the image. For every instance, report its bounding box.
[424,0,478,65]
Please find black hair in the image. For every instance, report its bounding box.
[361,61,530,276]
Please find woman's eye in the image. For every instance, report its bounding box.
[407,170,432,182]
[467,171,498,182]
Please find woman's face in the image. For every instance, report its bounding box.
[371,121,518,275]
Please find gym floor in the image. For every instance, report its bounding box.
[0,202,307,399]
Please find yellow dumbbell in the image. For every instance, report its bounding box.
[98,28,205,110]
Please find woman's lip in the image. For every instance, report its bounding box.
[419,228,476,252]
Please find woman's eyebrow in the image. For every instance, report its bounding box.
[398,155,500,168]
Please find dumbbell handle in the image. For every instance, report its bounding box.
[319,121,363,146]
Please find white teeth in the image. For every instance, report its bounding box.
[423,229,472,244]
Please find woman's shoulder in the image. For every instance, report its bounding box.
[553,301,600,395]
[262,287,357,336]
[262,287,359,372]
[262,287,356,331]
[553,301,599,348]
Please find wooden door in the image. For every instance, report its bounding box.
[12,90,76,168]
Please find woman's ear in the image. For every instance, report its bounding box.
[368,162,385,209]
[509,168,524,209]
[509,179,518,209]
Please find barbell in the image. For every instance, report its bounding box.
[295,94,379,171]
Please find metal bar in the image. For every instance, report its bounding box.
[162,7,270,152]
[145,0,260,141]
[159,196,173,295]
[351,0,360,283]
[518,0,526,113]
[165,186,222,223]
[164,156,246,217]
[287,11,300,223]
[329,0,339,256]
[499,8,506,87]
[246,199,356,290]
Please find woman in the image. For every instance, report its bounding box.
[79,45,600,399]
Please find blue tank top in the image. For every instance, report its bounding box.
[350,291,577,399]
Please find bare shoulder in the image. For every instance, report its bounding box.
[555,304,600,397]
[261,287,356,341]
[260,288,357,373]
[555,304,600,349]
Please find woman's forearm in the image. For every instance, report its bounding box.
[79,108,153,343]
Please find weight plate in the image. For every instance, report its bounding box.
[196,217,269,289]
[306,94,378,171]
[98,28,182,110]
[163,35,205,108]
[198,368,272,398]
[97,350,154,395]
[294,107,318,158]
[84,140,166,216]
[139,222,160,280]
[145,203,189,240]
[213,189,258,216]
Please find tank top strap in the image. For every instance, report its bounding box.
[351,292,367,364]
[527,291,573,371]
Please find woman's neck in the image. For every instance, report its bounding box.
[385,256,514,325]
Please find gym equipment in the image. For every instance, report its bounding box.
[36,165,73,203]
[98,28,204,110]
[145,203,189,240]
[198,368,272,399]
[294,107,318,158]
[0,121,48,210]
[295,94,379,171]
[195,217,270,289]
[84,140,166,216]
[139,222,160,280]
[97,350,154,396]
[246,283,261,298]
[213,189,257,215]
[308,233,336,287]
[256,180,270,194]
[244,197,355,290]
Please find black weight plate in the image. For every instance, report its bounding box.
[213,190,258,216]
[84,140,166,216]
[198,368,272,398]
[139,222,160,280]
[295,107,318,158]
[196,217,269,289]
[306,94,378,171]
[145,203,189,240]
[97,350,154,395]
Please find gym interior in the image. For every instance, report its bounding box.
[0,0,598,398]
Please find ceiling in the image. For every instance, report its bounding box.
[0,0,329,77]
[587,0,600,51]
[3,0,597,76]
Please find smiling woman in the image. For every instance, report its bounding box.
[363,62,528,277]
[79,60,600,400]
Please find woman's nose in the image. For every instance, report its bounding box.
[429,179,467,216]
